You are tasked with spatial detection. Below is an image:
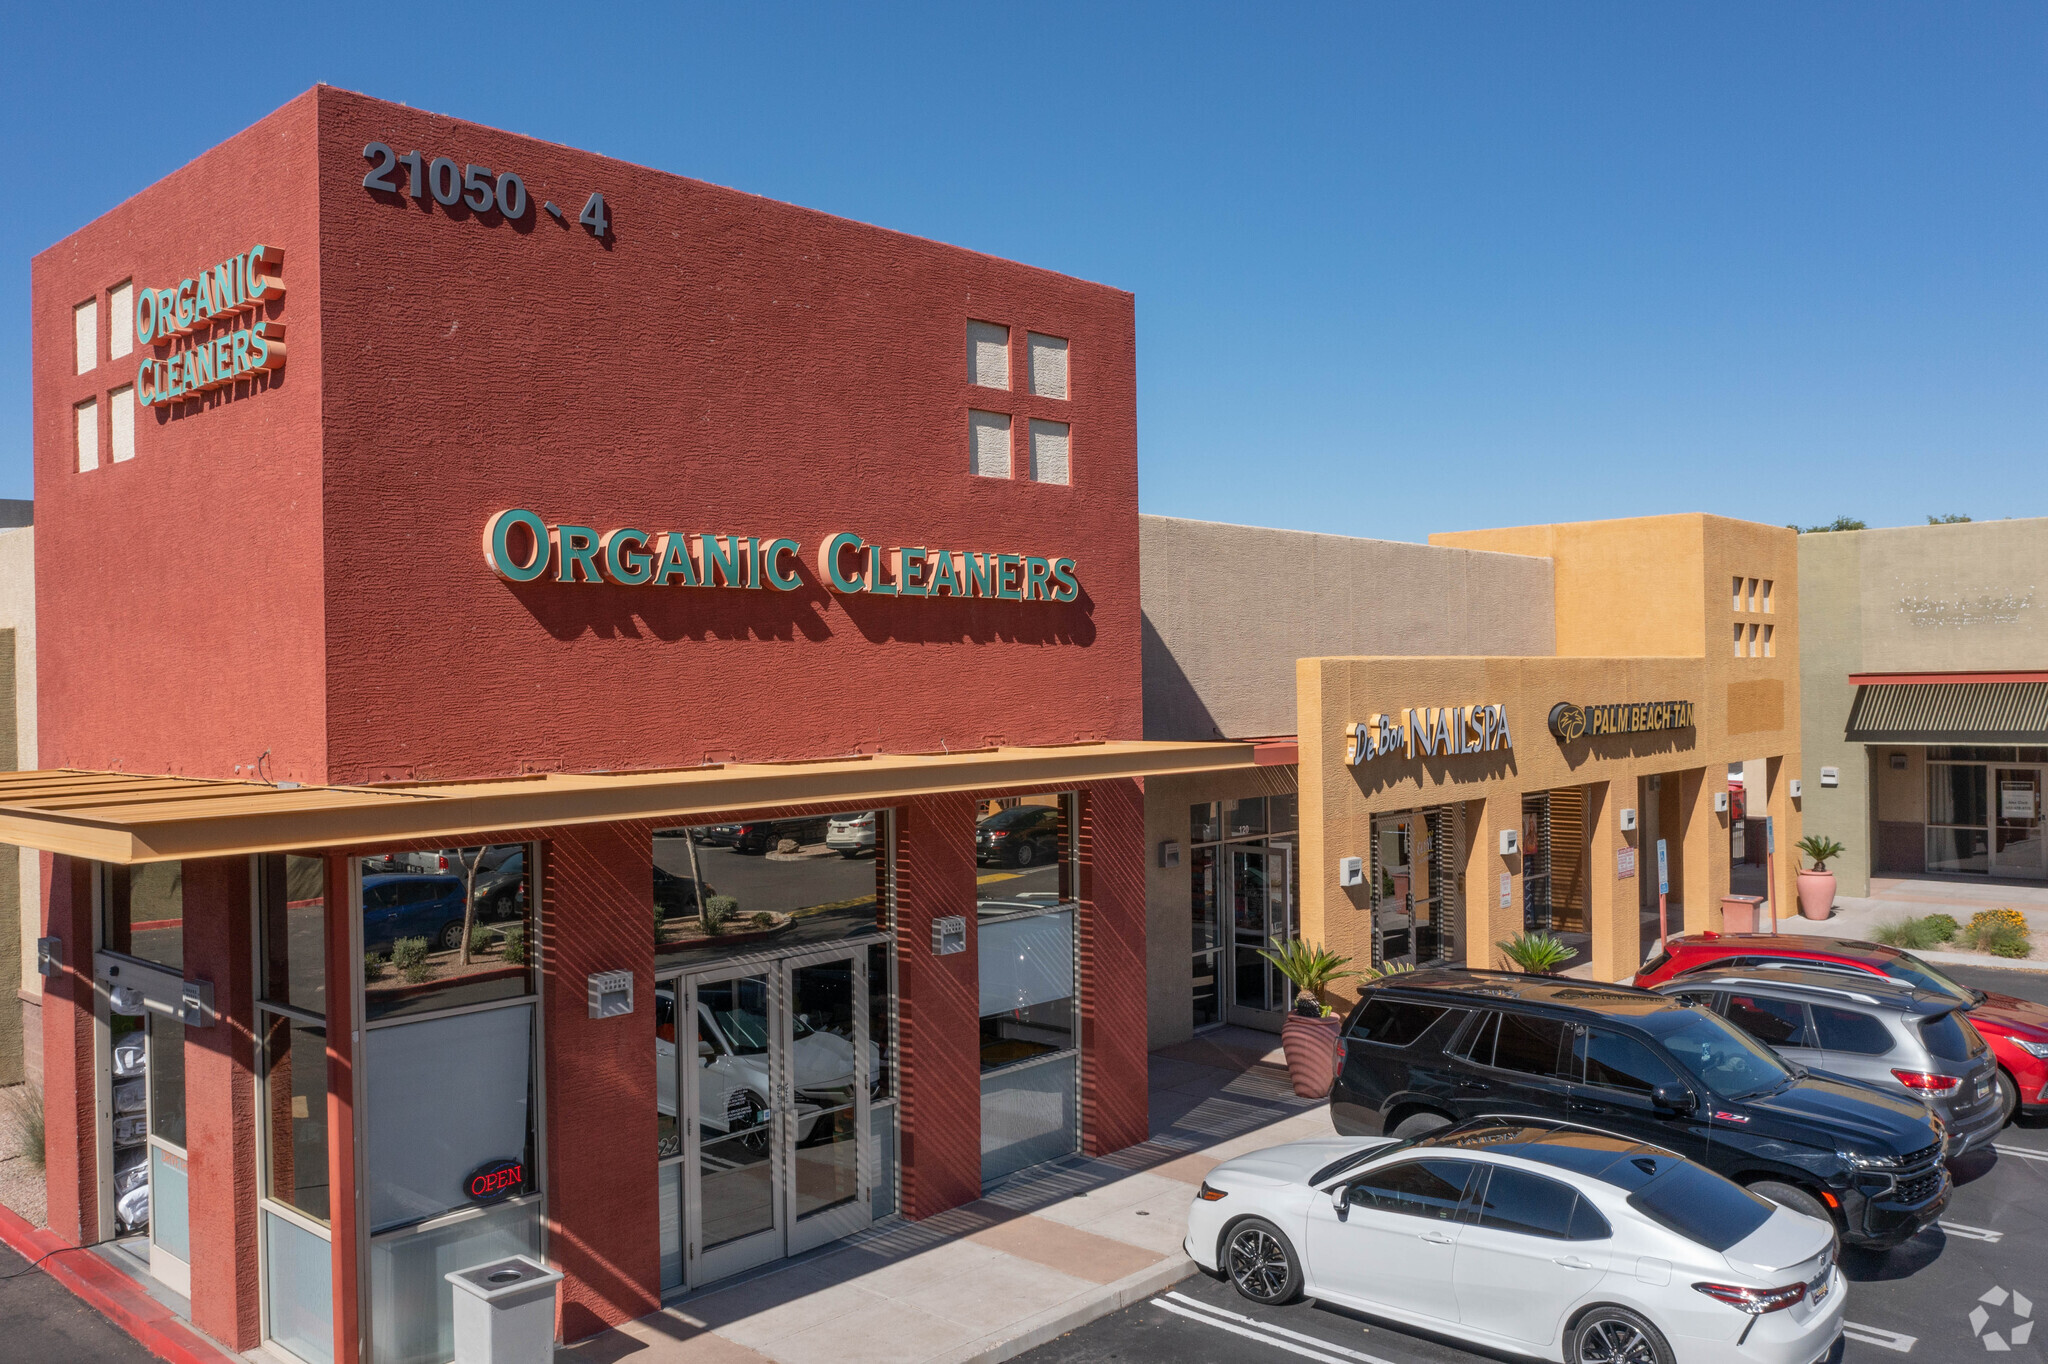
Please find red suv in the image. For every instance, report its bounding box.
[1636,933,2048,1127]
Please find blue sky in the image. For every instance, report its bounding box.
[6,3,2043,541]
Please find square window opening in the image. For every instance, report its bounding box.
[1027,332,1068,399]
[76,398,99,472]
[970,410,1012,479]
[74,298,97,375]
[1028,419,1069,485]
[968,320,1010,389]
[110,282,134,360]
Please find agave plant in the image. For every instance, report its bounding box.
[1495,930,1578,974]
[1796,834,1846,871]
[1256,937,1359,1015]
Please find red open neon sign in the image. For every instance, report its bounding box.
[465,1158,525,1204]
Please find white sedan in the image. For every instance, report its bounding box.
[1185,1118,1844,1364]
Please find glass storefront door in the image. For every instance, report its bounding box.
[1992,768,2046,879]
[1229,845,1293,1016]
[671,947,873,1289]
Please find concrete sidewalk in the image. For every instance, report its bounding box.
[1779,873,2048,971]
[561,1028,1327,1364]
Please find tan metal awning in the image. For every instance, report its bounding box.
[0,741,1257,864]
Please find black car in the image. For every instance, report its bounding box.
[975,804,1063,868]
[1331,969,1949,1250]
[652,865,715,919]
[730,816,830,855]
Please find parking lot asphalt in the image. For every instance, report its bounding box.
[1021,963,2048,1364]
[0,1242,160,1364]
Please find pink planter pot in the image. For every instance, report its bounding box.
[1797,870,1837,921]
[1281,1012,1343,1099]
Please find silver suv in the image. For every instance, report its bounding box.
[1651,965,2003,1159]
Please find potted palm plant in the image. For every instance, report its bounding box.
[1495,930,1579,974]
[1256,937,1360,1098]
[1796,835,1844,921]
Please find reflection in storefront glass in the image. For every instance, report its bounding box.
[358,845,533,1023]
[104,863,185,969]
[653,813,884,965]
[261,1012,330,1221]
[697,974,777,1252]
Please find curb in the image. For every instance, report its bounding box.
[0,1203,237,1364]
[960,1255,1200,1364]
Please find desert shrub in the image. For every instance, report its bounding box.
[1873,917,1947,950]
[363,952,388,981]
[3,1083,44,1171]
[1971,908,2030,938]
[502,925,528,965]
[751,910,777,928]
[392,936,432,983]
[1922,913,1959,942]
[702,895,739,935]
[1967,915,2031,959]
[1494,931,1578,974]
[469,924,497,957]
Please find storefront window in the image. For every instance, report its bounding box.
[1189,802,1220,843]
[1190,846,1220,1029]
[653,811,885,965]
[1269,792,1298,835]
[359,845,533,1023]
[103,862,184,969]
[1224,796,1268,839]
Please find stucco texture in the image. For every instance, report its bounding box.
[0,528,31,1085]
[1140,515,1555,741]
[1799,516,2048,895]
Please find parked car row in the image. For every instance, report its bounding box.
[1188,964,1981,1361]
[975,803,1063,868]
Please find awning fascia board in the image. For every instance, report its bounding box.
[0,741,1258,864]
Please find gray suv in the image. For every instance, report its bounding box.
[1651,966,2003,1158]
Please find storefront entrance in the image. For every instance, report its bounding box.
[1993,767,2045,878]
[657,944,876,1292]
[1229,844,1295,1017]
[1370,810,1456,970]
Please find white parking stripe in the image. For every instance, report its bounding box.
[1161,1292,1394,1363]
[1939,1220,2005,1242]
[1994,1143,2048,1163]
[1843,1321,1917,1352]
[1152,1299,1384,1364]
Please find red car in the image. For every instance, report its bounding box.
[1636,932,2048,1127]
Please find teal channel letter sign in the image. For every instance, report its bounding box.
[482,511,1080,603]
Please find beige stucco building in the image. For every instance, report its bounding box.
[1143,512,1804,1042]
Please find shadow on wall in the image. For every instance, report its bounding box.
[1555,732,1698,772]
[1354,752,1519,798]
[1141,611,1226,741]
[503,565,1097,649]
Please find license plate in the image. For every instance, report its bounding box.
[1812,1276,1831,1305]
[1978,1082,1992,1100]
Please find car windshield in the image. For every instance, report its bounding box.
[1640,1009,1793,1099]
[1881,952,1981,1004]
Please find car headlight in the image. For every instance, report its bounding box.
[2015,1039,2048,1060]
[1837,1149,1901,1170]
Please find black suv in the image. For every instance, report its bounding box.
[1331,969,1949,1250]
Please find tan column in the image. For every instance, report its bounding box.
[1460,797,1517,970]
[1767,755,1803,925]
[1587,783,1635,983]
[1676,768,1723,938]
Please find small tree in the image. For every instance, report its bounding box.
[1256,937,1359,1016]
[458,846,487,965]
[1796,835,1846,872]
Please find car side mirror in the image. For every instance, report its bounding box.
[697,1039,715,1063]
[1331,1185,1351,1222]
[1652,1083,1696,1113]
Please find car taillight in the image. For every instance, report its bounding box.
[1333,1040,1348,1073]
[436,854,450,871]
[1692,1281,1807,1315]
[1892,1069,1963,1095]
[1196,1182,1228,1202]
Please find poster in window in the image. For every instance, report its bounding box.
[2002,782,2039,821]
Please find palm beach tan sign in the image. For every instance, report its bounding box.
[1548,701,1695,743]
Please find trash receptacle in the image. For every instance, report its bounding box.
[1720,893,1765,934]
[446,1255,562,1364]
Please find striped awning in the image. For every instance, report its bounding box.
[1845,682,2048,743]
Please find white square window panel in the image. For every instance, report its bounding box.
[74,299,97,375]
[109,282,134,360]
[970,410,1012,479]
[76,398,99,472]
[110,386,135,462]
[1028,333,1068,399]
[968,321,1009,389]
[1029,419,1070,485]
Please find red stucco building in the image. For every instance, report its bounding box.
[24,86,1252,1364]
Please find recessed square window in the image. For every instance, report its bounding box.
[970,410,1012,479]
[1762,580,1774,613]
[968,321,1009,389]
[1746,578,1758,612]
[1762,624,1775,657]
[109,282,133,360]
[1748,623,1760,658]
[1732,623,1744,658]
[74,299,97,376]
[1028,332,1068,400]
[1029,419,1070,485]
[76,397,99,472]
[110,386,135,463]
[1732,576,1744,612]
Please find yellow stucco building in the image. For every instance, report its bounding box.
[1298,514,1803,1000]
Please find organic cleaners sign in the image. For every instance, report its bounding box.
[483,511,1080,603]
[132,244,287,407]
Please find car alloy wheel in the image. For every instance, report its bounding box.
[1225,1220,1300,1305]
[1570,1307,1672,1364]
[438,920,466,951]
[1995,1067,2019,1127]
[1013,840,1036,867]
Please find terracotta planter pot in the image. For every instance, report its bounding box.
[1797,869,1837,921]
[1281,1012,1343,1099]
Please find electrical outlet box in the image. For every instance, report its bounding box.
[1337,856,1363,887]
[1789,779,1803,798]
[36,936,61,977]
[932,916,966,955]
[180,979,217,1028]
[1619,808,1638,832]
[1714,792,1730,813]
[1820,767,1839,787]
[1498,829,1519,857]
[1159,840,1181,869]
[588,969,634,1019]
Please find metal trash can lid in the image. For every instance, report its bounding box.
[445,1254,564,1304]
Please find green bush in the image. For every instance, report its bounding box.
[751,910,777,928]
[1922,913,1959,942]
[1495,931,1579,974]
[1971,919,2032,959]
[502,925,528,965]
[469,924,497,957]
[1873,917,1948,950]
[392,936,432,983]
[702,895,739,935]
[363,952,388,981]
